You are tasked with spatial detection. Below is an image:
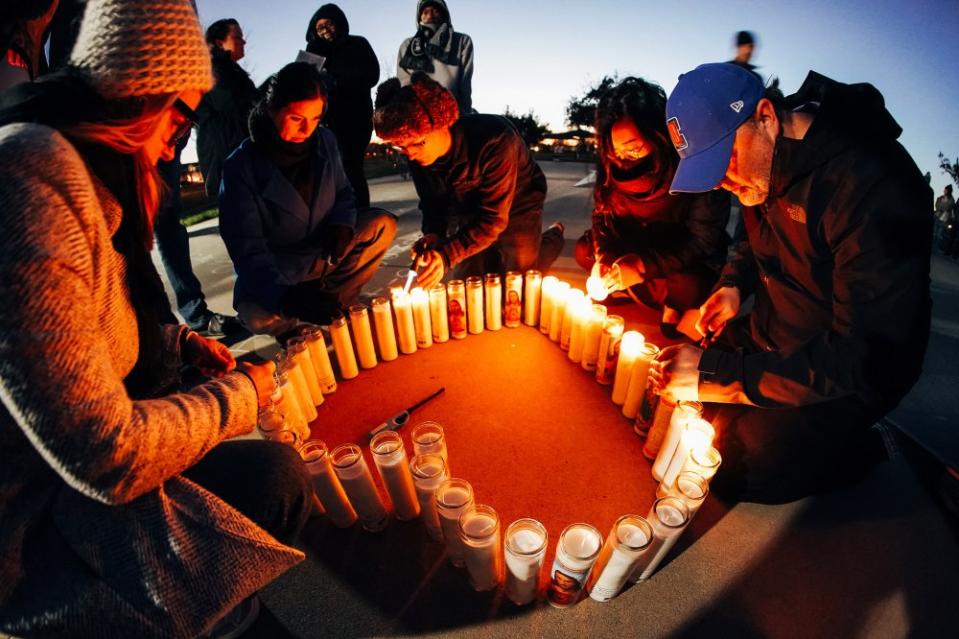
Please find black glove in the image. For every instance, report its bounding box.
[321,224,354,264]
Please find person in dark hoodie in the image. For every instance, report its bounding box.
[305,4,379,208]
[650,63,932,504]
[373,72,564,289]
[219,62,397,336]
[196,18,259,201]
[0,0,59,91]
[576,77,729,335]
[397,0,474,114]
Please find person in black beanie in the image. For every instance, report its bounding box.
[305,3,379,208]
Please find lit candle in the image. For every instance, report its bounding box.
[505,518,548,606]
[587,515,654,602]
[595,315,625,385]
[273,370,309,441]
[410,453,448,542]
[566,296,593,363]
[348,305,378,370]
[370,297,399,361]
[652,405,707,482]
[523,270,542,327]
[446,280,468,339]
[630,497,690,582]
[465,276,484,334]
[370,431,420,521]
[256,405,286,441]
[585,274,608,302]
[428,283,450,343]
[484,273,503,331]
[657,445,723,500]
[547,523,603,608]
[330,444,389,532]
[459,505,504,591]
[622,342,660,419]
[539,275,558,334]
[660,419,714,490]
[560,288,585,351]
[642,393,678,455]
[410,286,433,349]
[580,304,608,371]
[548,281,570,342]
[436,478,474,568]
[390,288,417,355]
[667,471,709,520]
[286,337,324,407]
[611,331,644,405]
[329,315,359,380]
[299,325,337,394]
[300,440,357,528]
[275,352,317,423]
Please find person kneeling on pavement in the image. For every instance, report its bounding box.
[651,63,932,504]
[373,72,563,288]
[219,61,397,336]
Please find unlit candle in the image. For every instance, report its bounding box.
[371,297,399,361]
[411,287,433,348]
[348,305,378,370]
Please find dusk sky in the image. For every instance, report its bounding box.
[192,0,959,195]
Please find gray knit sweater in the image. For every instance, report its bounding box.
[0,123,303,638]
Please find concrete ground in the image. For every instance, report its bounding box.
[150,162,959,638]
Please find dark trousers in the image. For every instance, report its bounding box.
[451,211,565,279]
[331,122,373,209]
[575,230,718,312]
[705,318,884,504]
[281,208,397,324]
[182,440,313,546]
[155,149,210,326]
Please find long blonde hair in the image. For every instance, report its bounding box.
[60,94,177,245]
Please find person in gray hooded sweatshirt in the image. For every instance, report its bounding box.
[396,0,474,114]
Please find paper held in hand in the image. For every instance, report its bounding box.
[295,50,326,72]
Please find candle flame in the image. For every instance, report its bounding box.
[586,275,608,302]
[403,269,417,294]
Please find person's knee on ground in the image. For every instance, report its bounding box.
[237,300,298,337]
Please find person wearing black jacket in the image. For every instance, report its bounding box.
[305,4,379,208]
[196,18,259,201]
[652,63,932,503]
[577,77,729,334]
[374,72,563,287]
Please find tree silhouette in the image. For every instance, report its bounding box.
[503,107,549,147]
[939,152,959,188]
[566,75,619,129]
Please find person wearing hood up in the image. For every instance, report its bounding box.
[0,0,59,91]
[649,63,933,504]
[305,3,379,208]
[396,0,474,114]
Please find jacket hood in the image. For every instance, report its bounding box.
[771,71,903,195]
[416,0,451,27]
[305,3,350,43]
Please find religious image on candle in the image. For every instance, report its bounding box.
[504,271,522,328]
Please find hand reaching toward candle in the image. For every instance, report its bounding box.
[648,344,702,402]
[602,256,644,293]
[415,249,446,289]
[182,331,236,378]
[696,285,741,339]
[237,360,277,409]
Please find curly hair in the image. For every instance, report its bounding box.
[373,72,459,141]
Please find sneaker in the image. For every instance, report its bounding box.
[202,595,260,639]
[545,221,565,237]
[191,312,242,338]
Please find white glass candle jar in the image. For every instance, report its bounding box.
[539,275,558,334]
[560,288,585,351]
[299,440,357,528]
[660,416,713,487]
[566,296,593,363]
[622,342,660,419]
[299,325,337,394]
[547,523,602,608]
[504,271,523,328]
[523,270,542,327]
[611,331,644,405]
[286,337,324,406]
[652,401,706,481]
[631,497,690,582]
[410,286,433,349]
[411,421,449,470]
[641,392,677,451]
[331,444,389,532]
[390,288,417,355]
[273,370,309,441]
[446,279,468,339]
[410,453,448,542]
[668,471,709,520]
[595,315,625,385]
[275,353,317,423]
[548,281,570,342]
[484,273,503,331]
[370,297,399,362]
[580,304,608,371]
[428,283,450,343]
[370,430,420,521]
[436,478,474,567]
[466,276,485,334]
[459,504,504,591]
[587,515,654,602]
[505,518,548,605]
[348,305,378,370]
[329,314,359,380]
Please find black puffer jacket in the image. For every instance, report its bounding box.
[699,72,933,411]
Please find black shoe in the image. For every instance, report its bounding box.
[190,312,242,338]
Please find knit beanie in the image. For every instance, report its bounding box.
[374,72,459,141]
[69,0,213,99]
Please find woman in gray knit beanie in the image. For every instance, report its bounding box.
[0,1,312,637]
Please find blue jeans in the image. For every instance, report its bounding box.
[155,148,210,325]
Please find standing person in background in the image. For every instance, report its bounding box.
[729,30,758,70]
[934,184,955,251]
[397,0,474,114]
[305,4,380,208]
[0,0,59,91]
[0,0,311,636]
[196,18,259,202]
[48,0,85,70]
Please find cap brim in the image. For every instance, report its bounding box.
[669,130,735,194]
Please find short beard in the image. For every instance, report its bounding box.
[738,125,774,205]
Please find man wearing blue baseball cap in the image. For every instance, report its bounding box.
[649,63,932,503]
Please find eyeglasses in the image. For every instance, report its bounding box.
[392,137,427,153]
[613,144,649,162]
[167,98,198,147]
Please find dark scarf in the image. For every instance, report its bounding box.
[399,21,458,73]
[0,70,170,398]
[249,107,318,209]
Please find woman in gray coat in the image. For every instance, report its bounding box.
[0,1,311,637]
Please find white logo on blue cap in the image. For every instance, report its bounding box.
[730,100,745,113]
